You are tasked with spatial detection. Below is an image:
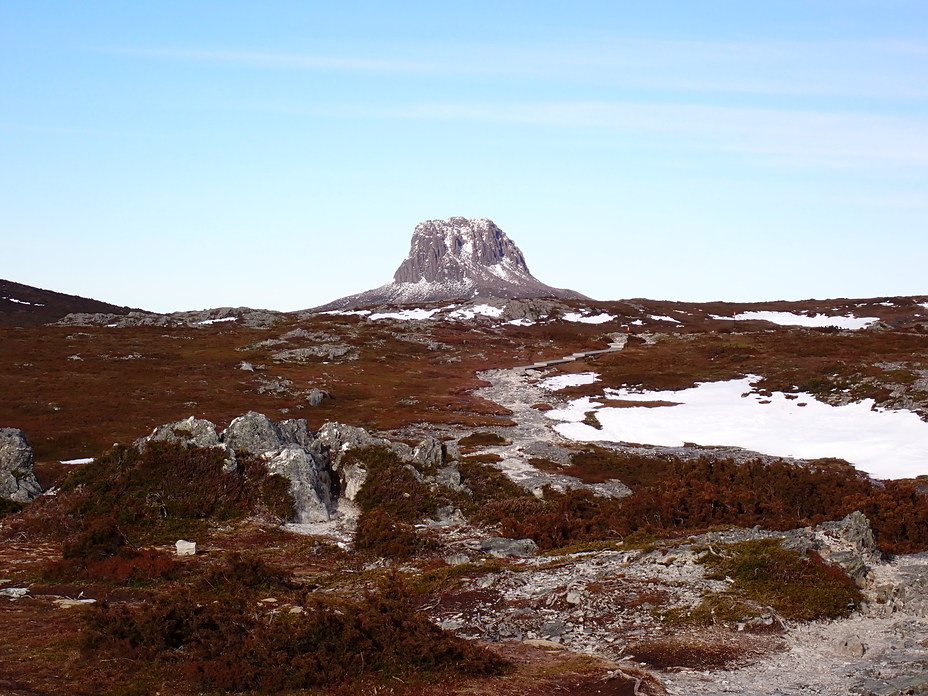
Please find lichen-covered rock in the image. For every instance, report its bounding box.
[412,437,446,469]
[0,428,42,502]
[135,416,222,451]
[222,411,285,454]
[278,419,317,449]
[305,388,331,407]
[263,445,333,523]
[479,537,538,558]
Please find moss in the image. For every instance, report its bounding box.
[406,559,510,594]
[673,539,862,625]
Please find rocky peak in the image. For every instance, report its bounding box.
[316,217,587,310]
[393,217,530,285]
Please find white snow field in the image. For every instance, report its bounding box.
[563,312,615,324]
[710,311,879,329]
[546,376,928,479]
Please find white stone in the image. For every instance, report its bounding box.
[175,539,197,556]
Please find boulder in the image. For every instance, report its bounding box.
[223,411,285,454]
[0,428,42,502]
[479,537,538,558]
[263,445,333,523]
[136,416,222,451]
[412,437,446,469]
[305,388,331,407]
[834,634,867,658]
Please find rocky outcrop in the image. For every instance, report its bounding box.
[136,416,223,451]
[0,428,42,502]
[263,446,333,523]
[223,412,286,454]
[315,217,588,311]
[56,307,283,329]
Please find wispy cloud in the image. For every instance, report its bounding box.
[111,36,928,99]
[363,101,928,170]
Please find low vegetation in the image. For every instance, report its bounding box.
[52,441,294,545]
[80,560,508,694]
[666,539,861,626]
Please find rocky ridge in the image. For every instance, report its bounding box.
[316,217,588,310]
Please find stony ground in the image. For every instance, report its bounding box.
[424,361,928,696]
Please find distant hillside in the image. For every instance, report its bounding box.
[0,279,141,327]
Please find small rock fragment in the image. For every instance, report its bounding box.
[175,539,197,556]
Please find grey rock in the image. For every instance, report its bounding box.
[541,620,567,638]
[315,422,389,500]
[412,437,446,468]
[432,505,467,526]
[0,428,42,502]
[135,416,222,451]
[306,388,331,407]
[263,445,333,523]
[256,376,294,396]
[238,361,255,371]
[271,345,357,362]
[435,465,467,493]
[58,307,283,328]
[834,634,867,657]
[222,411,285,454]
[313,217,588,311]
[479,537,539,558]
[278,419,317,449]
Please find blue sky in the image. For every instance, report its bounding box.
[2,1,927,312]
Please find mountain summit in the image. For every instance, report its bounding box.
[318,217,587,310]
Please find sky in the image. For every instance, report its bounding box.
[2,1,927,312]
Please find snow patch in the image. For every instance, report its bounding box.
[650,315,681,323]
[710,311,878,329]
[563,312,615,324]
[538,372,600,391]
[505,318,536,327]
[60,458,94,465]
[547,376,928,480]
[369,307,443,321]
[322,309,371,317]
[448,304,505,320]
[195,316,238,326]
[2,297,44,306]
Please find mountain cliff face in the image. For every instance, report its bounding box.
[318,217,587,310]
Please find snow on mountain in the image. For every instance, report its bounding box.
[315,217,587,311]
